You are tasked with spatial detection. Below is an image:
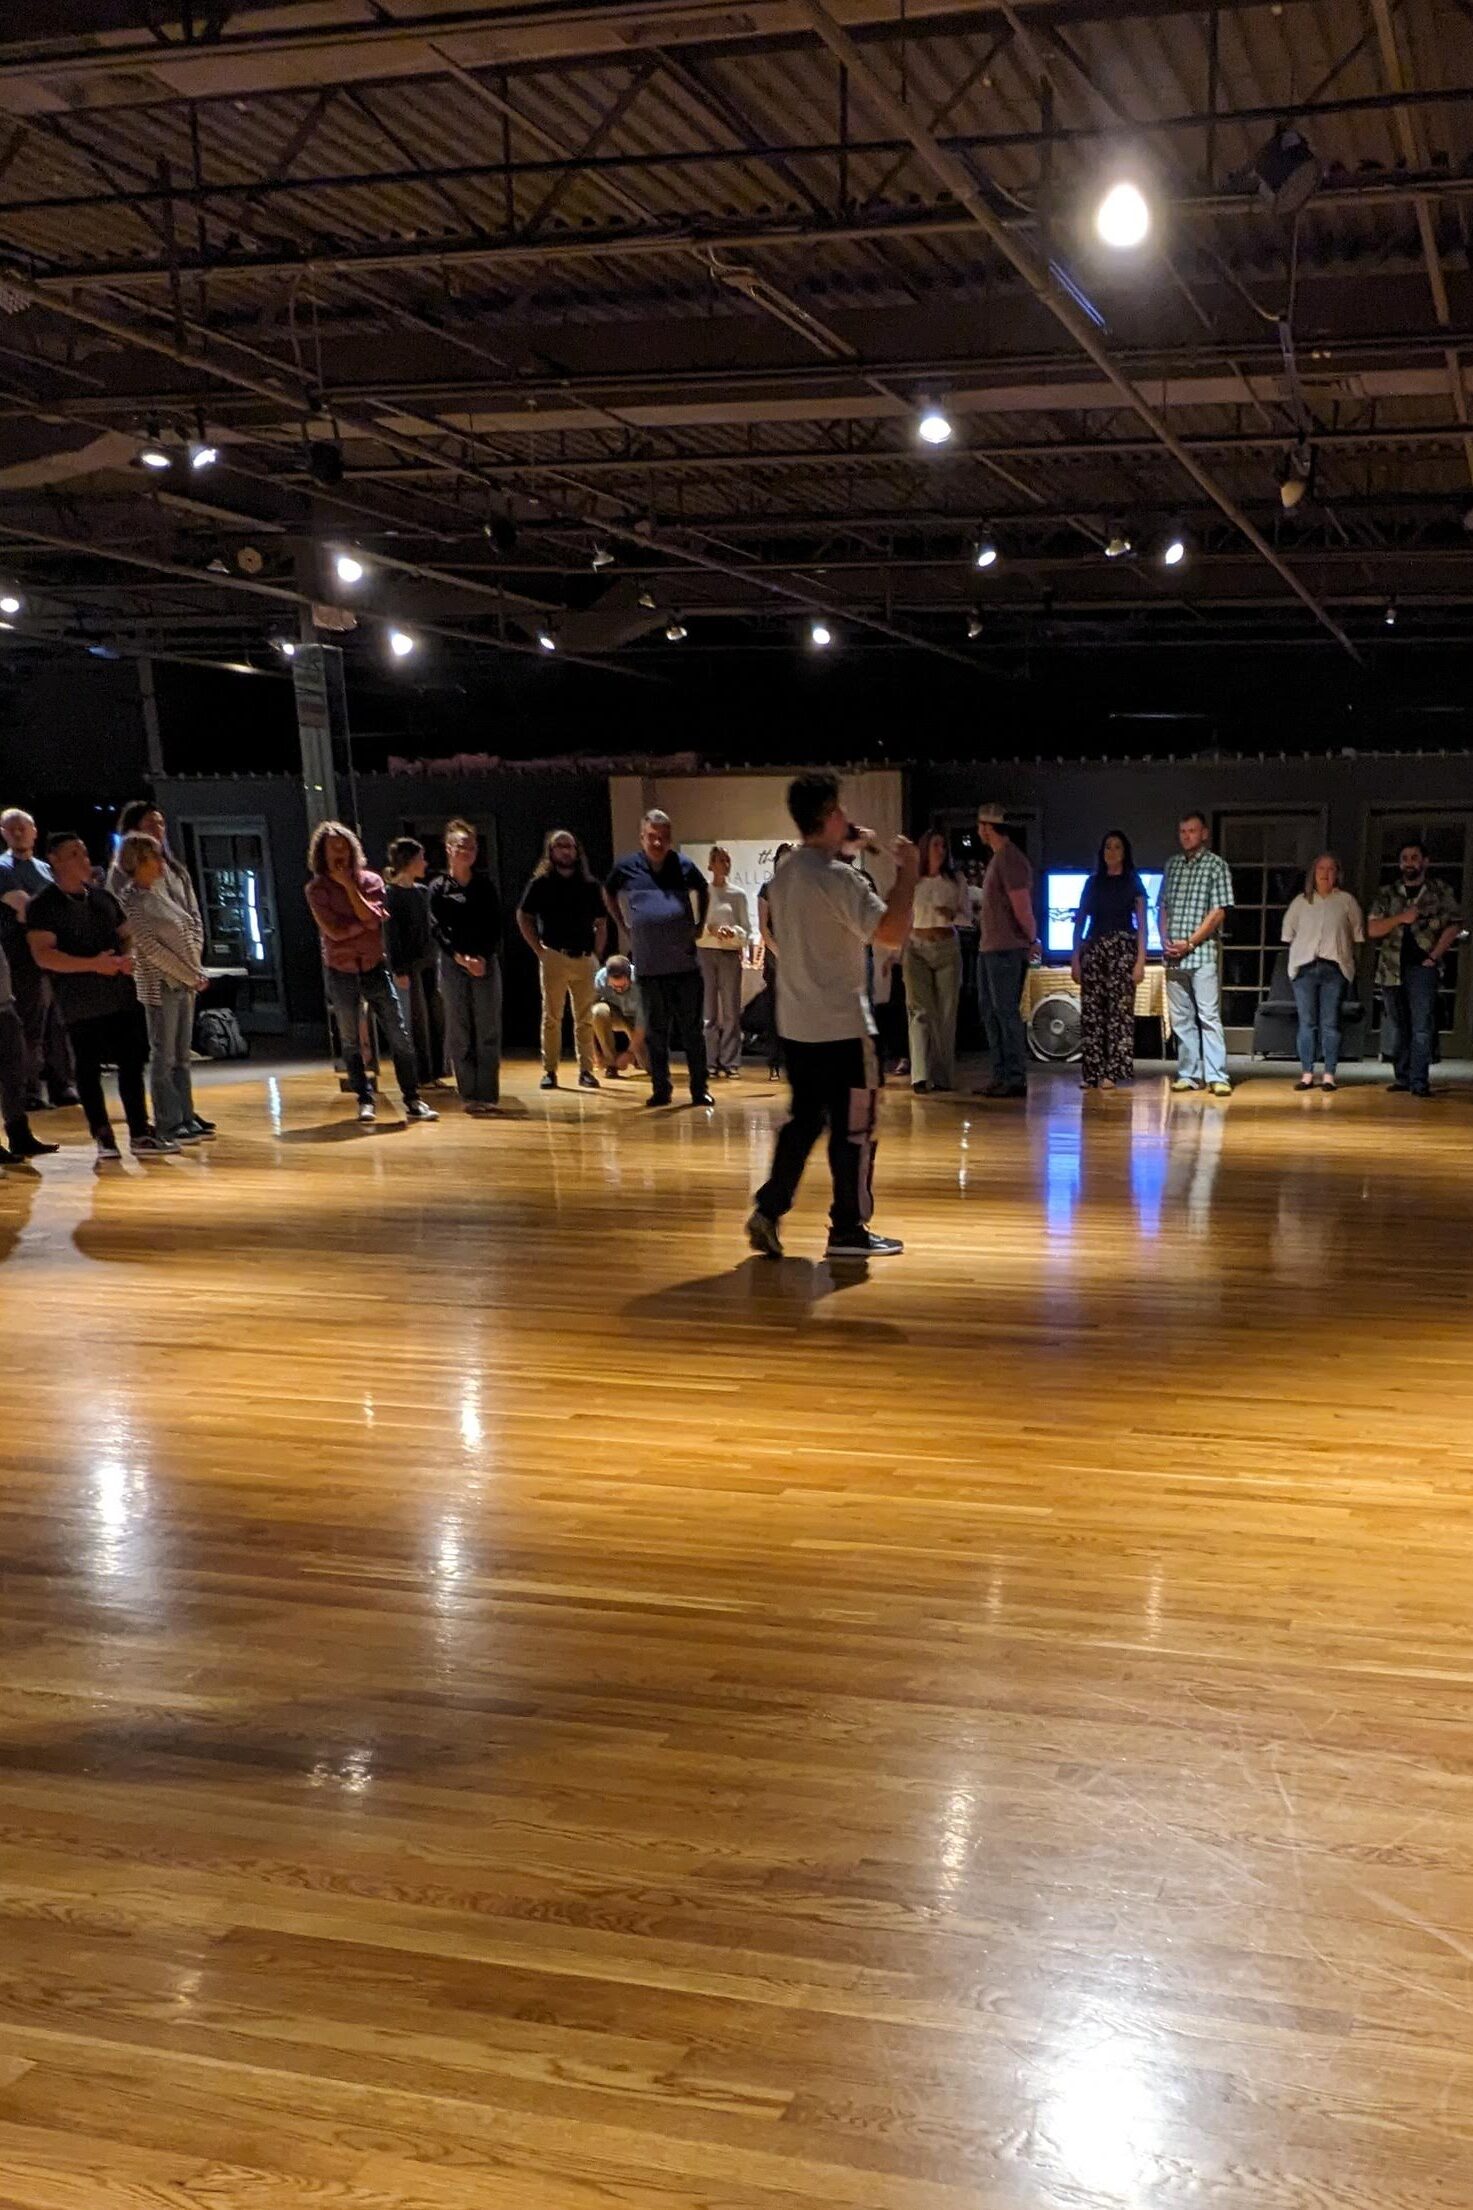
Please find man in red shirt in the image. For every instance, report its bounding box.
[305,821,437,1126]
[975,802,1039,1099]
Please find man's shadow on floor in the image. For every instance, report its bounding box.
[622,1253,907,1341]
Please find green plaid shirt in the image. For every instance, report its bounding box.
[1368,874,1461,988]
[1160,848,1235,972]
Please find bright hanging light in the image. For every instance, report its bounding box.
[1162,533,1186,567]
[966,612,984,640]
[138,441,172,470]
[1384,601,1398,629]
[334,552,366,585]
[665,618,688,642]
[1104,526,1134,560]
[917,405,954,446]
[1095,179,1151,250]
[537,629,558,652]
[388,627,417,658]
[974,535,999,570]
[188,442,218,470]
[275,637,297,658]
[0,592,22,615]
[809,618,833,648]
[590,545,614,570]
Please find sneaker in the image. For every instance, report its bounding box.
[405,1098,438,1122]
[578,1069,600,1089]
[187,1115,217,1138]
[131,1131,180,1156]
[826,1228,904,1258]
[172,1125,204,1144]
[644,1092,674,1109]
[357,1099,376,1124]
[690,1091,716,1109]
[1209,1081,1233,1097]
[95,1132,122,1161]
[746,1208,783,1259]
[539,1072,558,1090]
[1170,1077,1200,1093]
[604,1066,624,1080]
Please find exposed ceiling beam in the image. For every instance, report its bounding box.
[792,0,1361,658]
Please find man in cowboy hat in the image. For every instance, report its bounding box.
[975,802,1038,1098]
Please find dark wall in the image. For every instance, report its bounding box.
[0,658,146,826]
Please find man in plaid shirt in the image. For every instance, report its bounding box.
[1157,811,1235,1096]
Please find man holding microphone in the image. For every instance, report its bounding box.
[747,774,917,1260]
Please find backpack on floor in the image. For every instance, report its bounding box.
[195,1007,249,1060]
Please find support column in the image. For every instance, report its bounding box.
[138,655,164,781]
[291,641,346,833]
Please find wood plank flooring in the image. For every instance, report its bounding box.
[1,1056,1471,2208]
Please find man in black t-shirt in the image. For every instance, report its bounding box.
[25,832,172,1159]
[516,829,608,1091]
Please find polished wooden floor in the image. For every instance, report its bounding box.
[1,1053,1471,2208]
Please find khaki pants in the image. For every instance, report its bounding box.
[540,949,596,1073]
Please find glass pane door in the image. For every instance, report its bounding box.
[1217,811,1324,1030]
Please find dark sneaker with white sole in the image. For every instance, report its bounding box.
[405,1099,438,1122]
[825,1229,904,1258]
[745,1208,784,1259]
[132,1131,181,1156]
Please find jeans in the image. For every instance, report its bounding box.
[324,962,421,1107]
[641,969,708,1101]
[755,1034,880,1238]
[68,1002,151,1141]
[978,947,1029,1088]
[395,960,444,1086]
[698,947,743,1074]
[1382,959,1440,1092]
[539,948,596,1074]
[146,985,196,1135]
[1165,961,1228,1087]
[439,952,501,1103]
[1290,957,1347,1076]
[903,934,961,1089]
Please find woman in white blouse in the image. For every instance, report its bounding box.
[903,830,971,1093]
[1281,852,1364,1092]
[697,846,752,1078]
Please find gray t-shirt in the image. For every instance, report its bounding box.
[766,846,886,1042]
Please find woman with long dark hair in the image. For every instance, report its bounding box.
[902,829,970,1093]
[1071,829,1147,1089]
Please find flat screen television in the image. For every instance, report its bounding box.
[1045,870,1163,959]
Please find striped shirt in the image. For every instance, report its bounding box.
[1160,847,1235,972]
[118,879,203,1007]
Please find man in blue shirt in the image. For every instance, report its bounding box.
[604,810,712,1109]
[0,806,77,1110]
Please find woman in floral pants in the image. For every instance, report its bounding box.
[1071,831,1148,1089]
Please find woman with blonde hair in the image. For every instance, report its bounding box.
[114,829,208,1143]
[1281,851,1364,1091]
[697,844,752,1078]
[902,829,969,1093]
[429,818,504,1112]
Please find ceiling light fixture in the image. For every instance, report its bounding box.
[637,589,657,611]
[1278,437,1315,511]
[665,618,688,641]
[590,545,615,570]
[388,627,417,658]
[809,618,833,648]
[1104,526,1134,559]
[967,612,984,640]
[917,404,954,446]
[138,440,172,471]
[1162,531,1187,567]
[537,629,558,653]
[1384,601,1398,629]
[275,637,297,659]
[188,441,218,471]
[1094,179,1151,250]
[974,533,999,570]
[334,552,366,585]
[1253,124,1321,217]
[0,591,22,615]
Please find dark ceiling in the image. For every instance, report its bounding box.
[0,0,1468,719]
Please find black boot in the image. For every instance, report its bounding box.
[5,1118,59,1159]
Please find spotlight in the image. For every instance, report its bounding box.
[974,534,999,570]
[1253,124,1320,217]
[1278,438,1315,510]
[1094,179,1151,250]
[1104,526,1134,559]
[1384,601,1398,629]
[188,442,218,471]
[138,440,172,471]
[917,404,954,446]
[334,552,366,585]
[274,637,297,659]
[0,592,22,615]
[388,628,417,659]
[967,612,984,640]
[590,545,615,570]
[665,618,688,642]
[1161,532,1187,567]
[809,618,833,648]
[537,629,558,653]
[637,589,657,611]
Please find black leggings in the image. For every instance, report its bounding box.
[68,1004,151,1140]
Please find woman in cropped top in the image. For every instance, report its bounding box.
[903,831,971,1094]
